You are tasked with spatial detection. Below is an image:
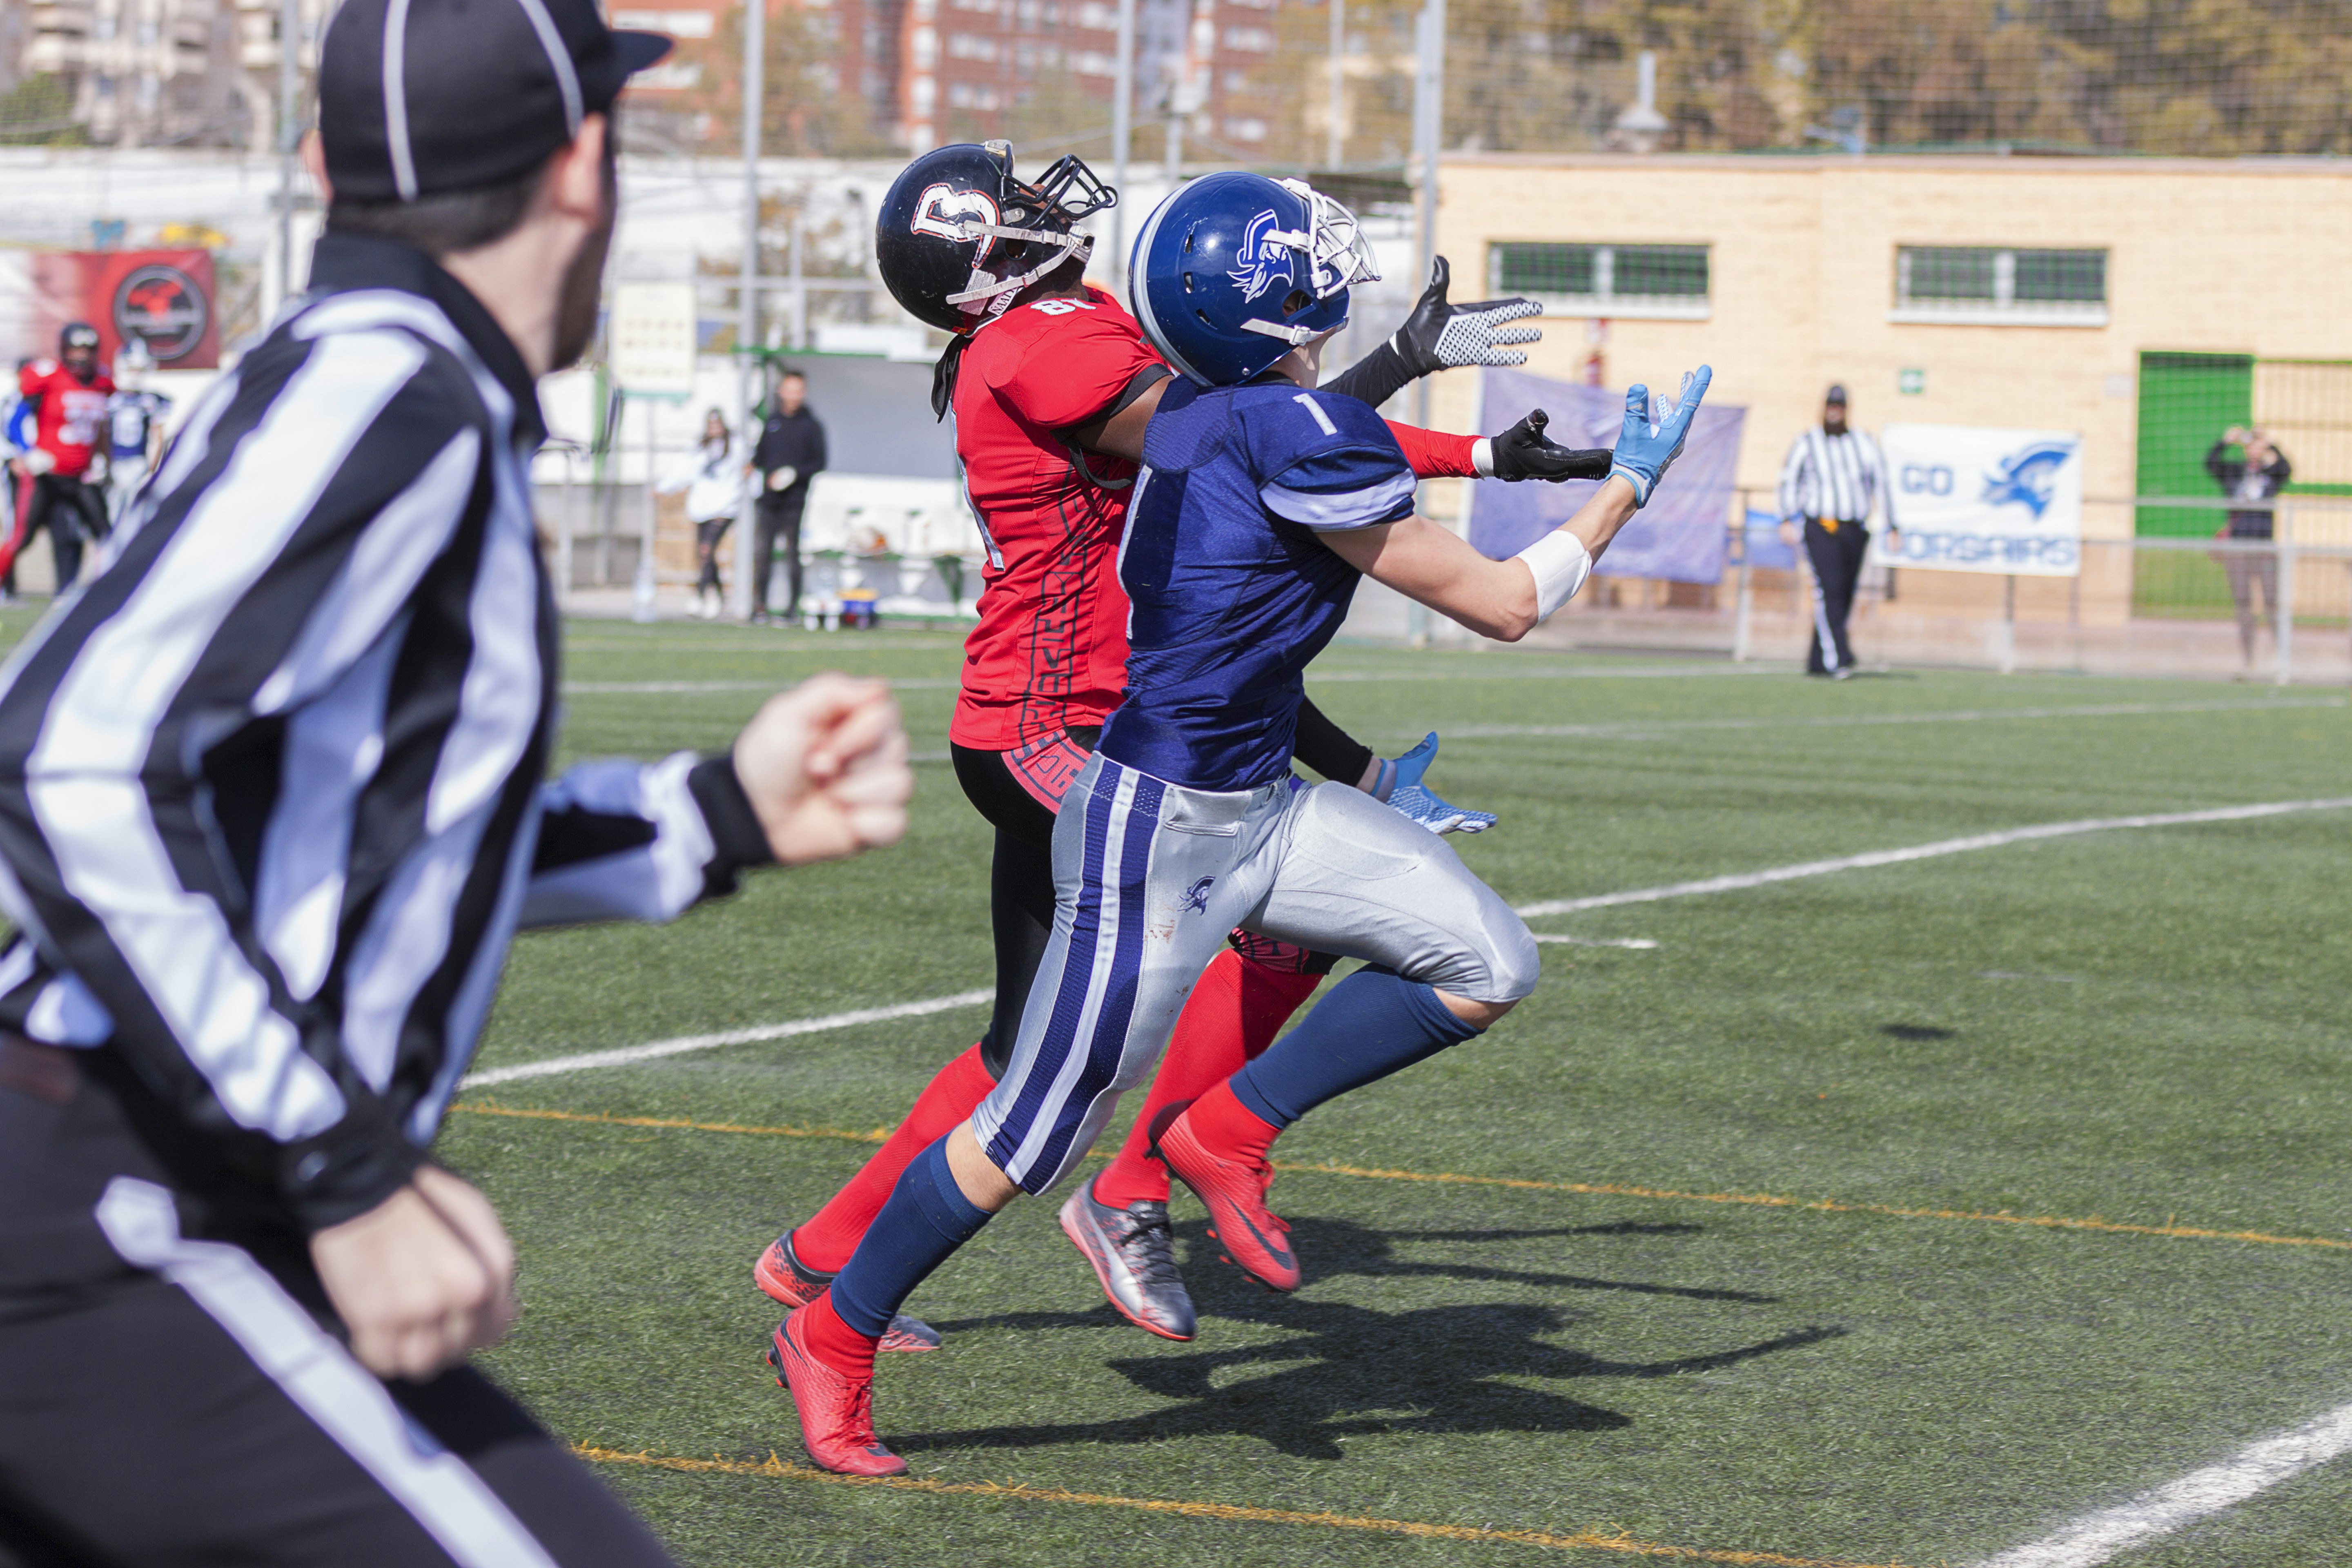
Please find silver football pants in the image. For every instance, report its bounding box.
[968,753,1539,1194]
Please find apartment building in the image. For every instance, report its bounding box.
[609,0,1284,156]
[15,0,250,146]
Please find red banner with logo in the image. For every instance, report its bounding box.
[27,249,218,370]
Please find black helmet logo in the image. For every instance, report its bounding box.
[111,263,209,364]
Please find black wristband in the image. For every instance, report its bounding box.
[282,1100,428,1233]
[688,753,778,898]
[1323,340,1413,412]
[1290,697,1374,786]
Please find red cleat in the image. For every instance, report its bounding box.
[765,1314,907,1477]
[1156,1109,1301,1292]
[753,1236,942,1353]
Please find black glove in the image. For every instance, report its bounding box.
[1322,255,1543,410]
[1488,409,1610,482]
[1392,256,1541,378]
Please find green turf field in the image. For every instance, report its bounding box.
[39,598,2351,1567]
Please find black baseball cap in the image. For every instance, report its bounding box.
[319,0,670,203]
[1824,383,1849,405]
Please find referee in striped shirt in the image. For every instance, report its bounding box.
[0,0,910,1561]
[1776,384,1888,678]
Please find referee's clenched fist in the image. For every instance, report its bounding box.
[0,2,906,1563]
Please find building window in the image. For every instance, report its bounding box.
[1893,246,2107,326]
[1219,24,1273,50]
[947,31,997,59]
[612,7,713,35]
[1487,242,1709,321]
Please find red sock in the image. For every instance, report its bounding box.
[791,1043,996,1274]
[1092,947,1320,1208]
[796,1292,879,1379]
[1178,1077,1282,1168]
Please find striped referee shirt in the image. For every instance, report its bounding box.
[1776,425,1886,525]
[0,235,774,1230]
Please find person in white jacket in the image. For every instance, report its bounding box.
[661,408,750,619]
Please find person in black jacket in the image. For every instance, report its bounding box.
[747,369,826,622]
[2205,425,2292,666]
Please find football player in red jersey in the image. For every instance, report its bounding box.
[4,323,115,593]
[752,143,1607,1365]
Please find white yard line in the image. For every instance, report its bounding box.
[474,797,2351,1085]
[563,677,960,694]
[1435,695,2343,742]
[1976,1401,2352,1568]
[459,989,994,1088]
[1530,934,1659,949]
[1513,797,2352,919]
[1307,664,1786,683]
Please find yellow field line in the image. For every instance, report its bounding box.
[575,1445,1917,1567]
[450,1101,2352,1253]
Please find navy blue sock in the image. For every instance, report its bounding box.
[1226,966,1484,1129]
[828,1137,993,1338]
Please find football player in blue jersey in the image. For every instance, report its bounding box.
[768,171,1711,1476]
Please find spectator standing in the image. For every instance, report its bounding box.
[2205,425,2291,667]
[1777,383,1886,679]
[659,406,748,620]
[748,368,826,624]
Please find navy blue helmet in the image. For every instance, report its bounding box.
[1127,173,1380,386]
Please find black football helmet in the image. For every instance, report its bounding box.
[876,141,1116,335]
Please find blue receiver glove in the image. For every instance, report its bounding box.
[1607,365,1713,507]
[1376,733,1497,835]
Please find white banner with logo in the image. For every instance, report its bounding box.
[1882,423,2083,577]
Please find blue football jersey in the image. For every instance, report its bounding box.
[1100,376,1417,792]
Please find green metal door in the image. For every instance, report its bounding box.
[2135,351,2252,617]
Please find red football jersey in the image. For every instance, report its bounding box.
[950,287,1158,754]
[19,358,114,479]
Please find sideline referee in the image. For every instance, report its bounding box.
[0,0,910,1561]
[1776,383,1887,679]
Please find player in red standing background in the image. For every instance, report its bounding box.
[2,323,115,596]
[751,143,1609,1361]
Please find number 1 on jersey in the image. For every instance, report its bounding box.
[1292,394,1339,437]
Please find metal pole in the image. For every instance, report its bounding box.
[1999,572,2016,674]
[1326,0,1344,169]
[1110,0,1134,291]
[1410,0,1444,429]
[275,0,300,311]
[788,216,806,348]
[733,0,765,621]
[1731,491,1751,662]
[634,402,659,621]
[2275,506,2294,687]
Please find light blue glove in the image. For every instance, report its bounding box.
[1377,733,1496,835]
[1607,365,1713,507]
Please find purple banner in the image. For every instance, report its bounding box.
[1467,368,1746,586]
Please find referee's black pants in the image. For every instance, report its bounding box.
[0,1040,676,1568]
[1802,516,1871,675]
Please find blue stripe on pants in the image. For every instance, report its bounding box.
[1022,770,1163,1185]
[987,759,1123,1175]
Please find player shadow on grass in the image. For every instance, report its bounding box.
[898,1293,1844,1462]
[904,1216,1838,1461]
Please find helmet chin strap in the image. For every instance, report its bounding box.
[945,225,1096,312]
